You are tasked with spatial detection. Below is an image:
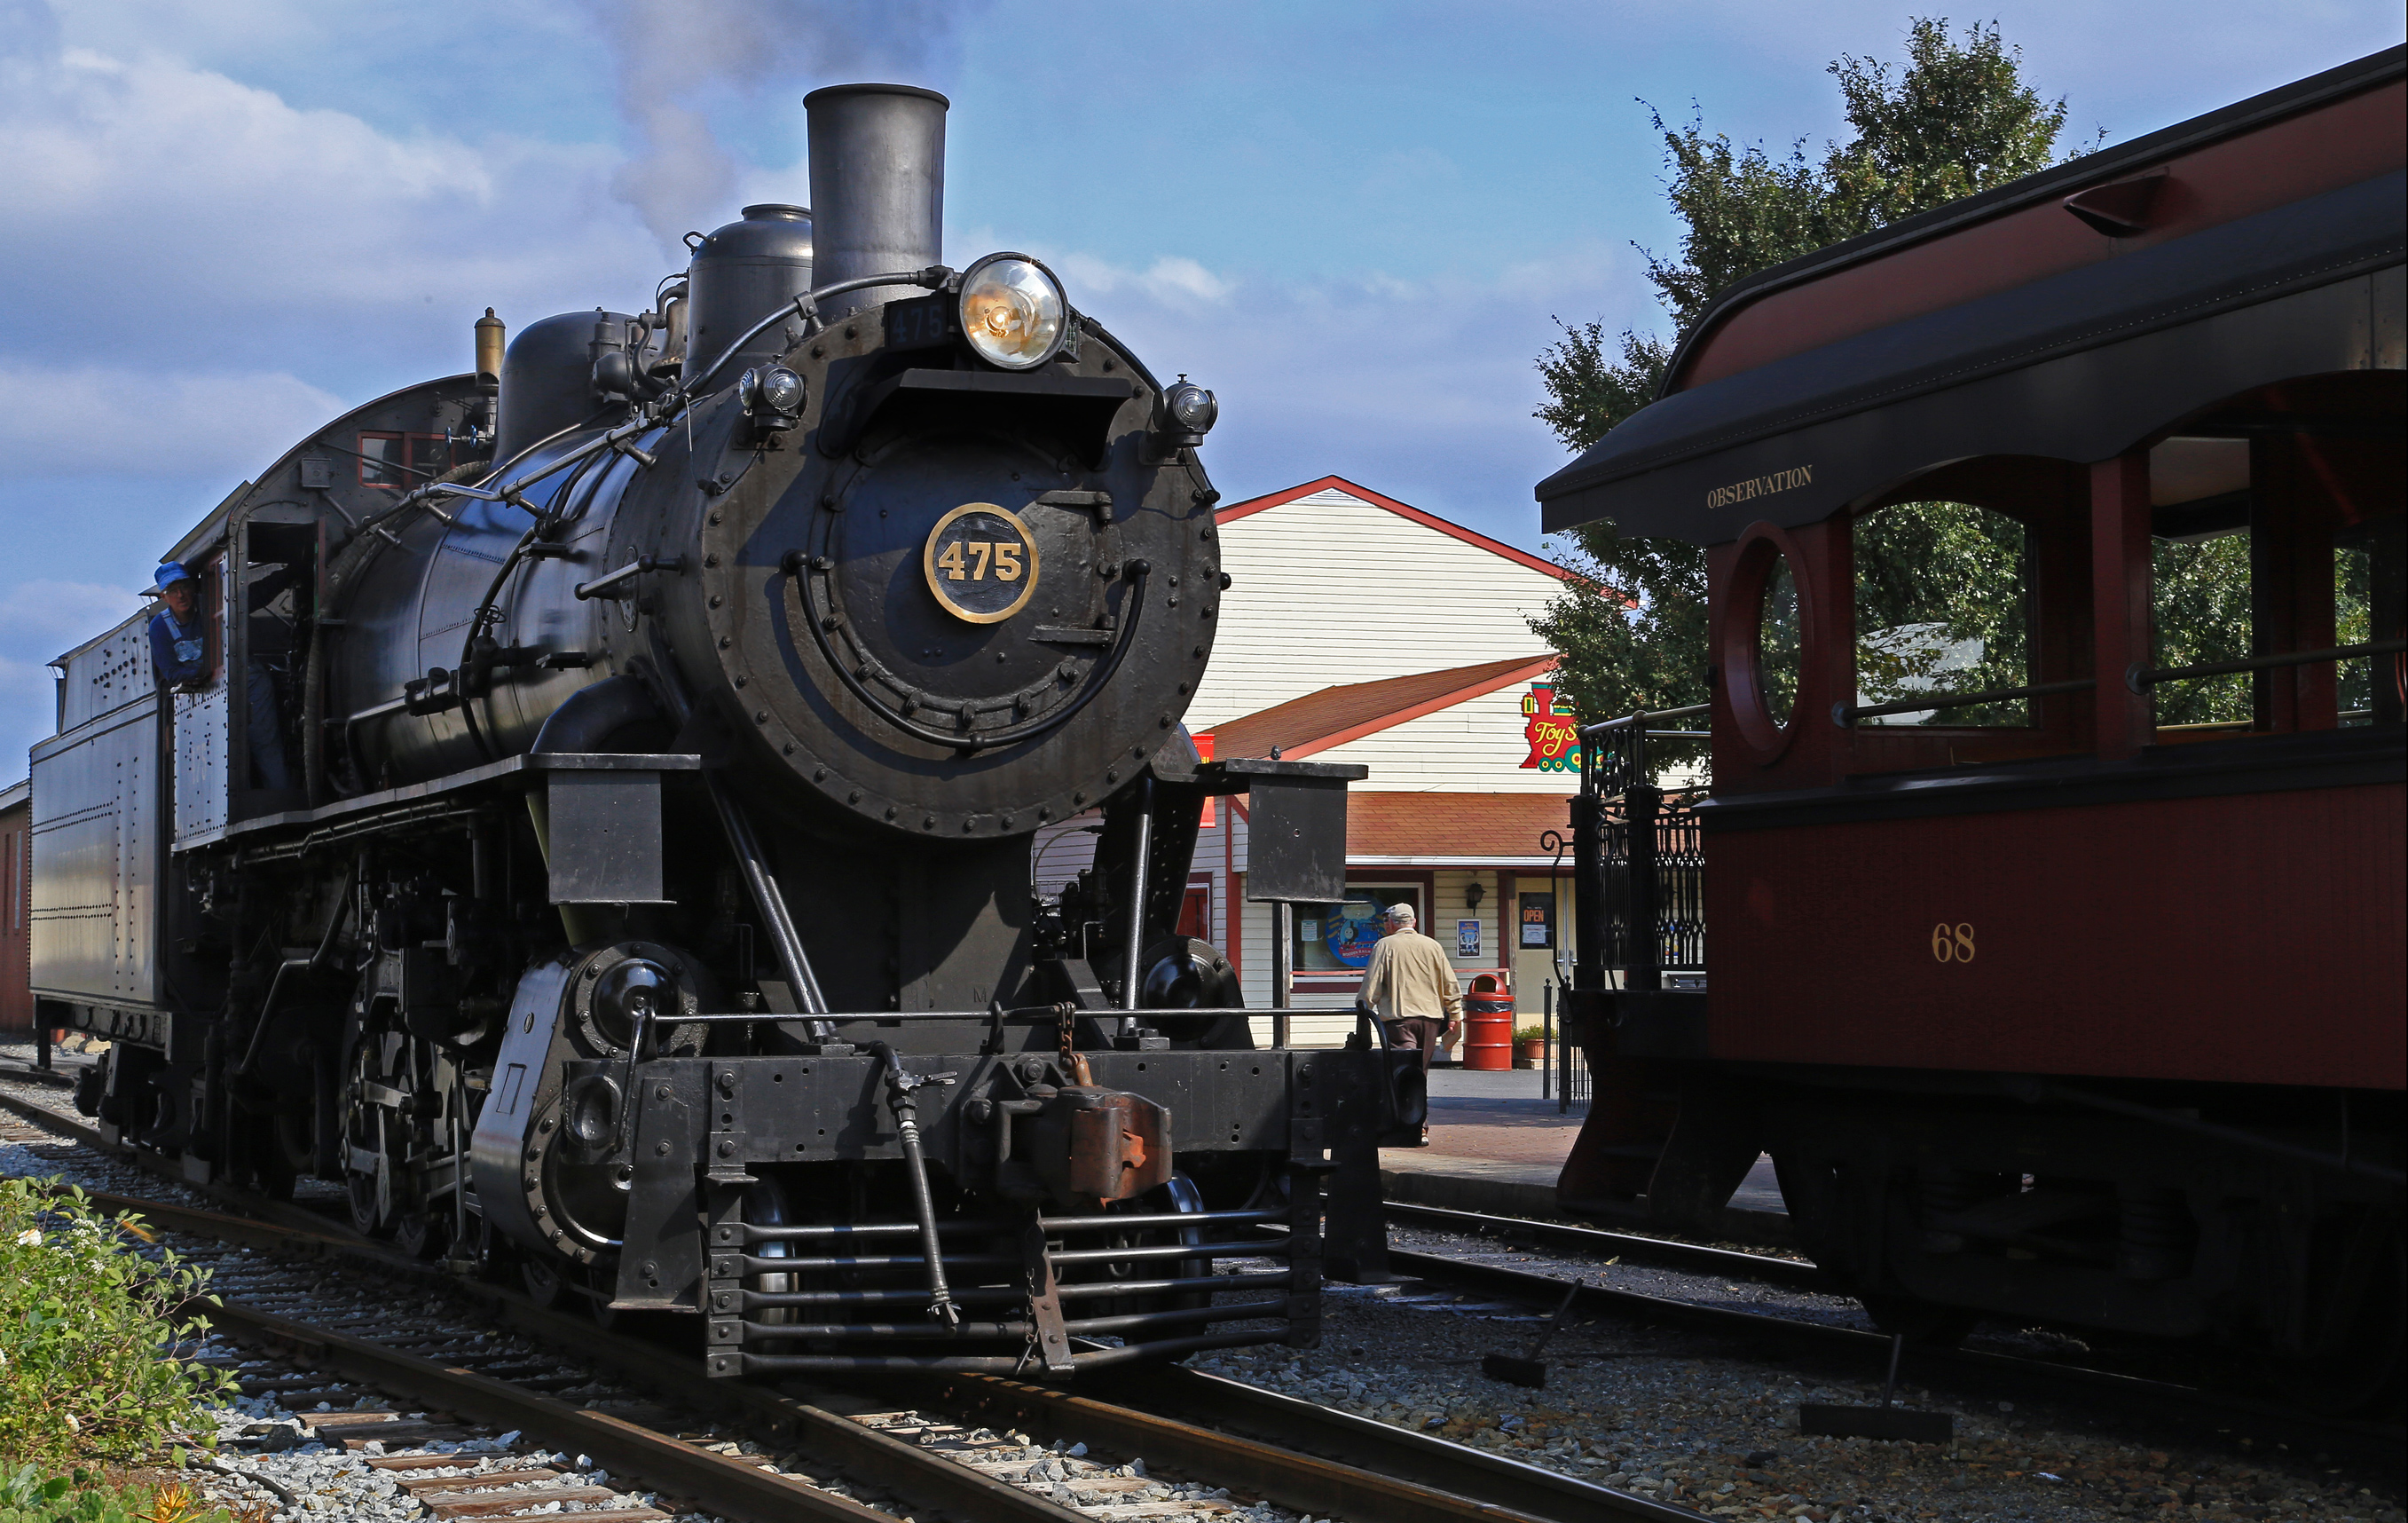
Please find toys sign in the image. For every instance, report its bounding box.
[1520,683,1580,772]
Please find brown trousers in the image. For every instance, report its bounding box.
[1382,1016,1450,1070]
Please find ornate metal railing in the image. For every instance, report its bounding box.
[1568,706,1710,992]
[1595,790,1706,972]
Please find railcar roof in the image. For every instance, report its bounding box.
[1536,44,2406,543]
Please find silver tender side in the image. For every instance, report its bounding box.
[32,615,161,1009]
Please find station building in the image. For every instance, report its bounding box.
[1036,477,1585,1047]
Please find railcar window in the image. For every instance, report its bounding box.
[2335,533,2374,726]
[2149,530,2253,727]
[1853,501,2030,725]
[1756,554,1800,726]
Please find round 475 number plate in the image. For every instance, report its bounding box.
[923,503,1041,624]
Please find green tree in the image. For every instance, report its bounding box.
[1532,19,2089,739]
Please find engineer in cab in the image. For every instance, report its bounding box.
[145,559,295,790]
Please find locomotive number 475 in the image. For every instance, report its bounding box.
[936,539,1023,580]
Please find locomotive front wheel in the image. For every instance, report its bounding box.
[521,1255,568,1310]
[586,1263,639,1330]
[393,1208,445,1262]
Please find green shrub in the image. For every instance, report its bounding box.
[0,1465,243,1523]
[0,1180,237,1469]
[1513,1024,1550,1043]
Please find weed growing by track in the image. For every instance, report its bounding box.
[0,1179,238,1470]
[0,1465,259,1523]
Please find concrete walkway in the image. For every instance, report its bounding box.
[1381,1061,1788,1227]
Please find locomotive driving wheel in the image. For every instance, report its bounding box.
[342,1020,449,1256]
[342,1030,399,1237]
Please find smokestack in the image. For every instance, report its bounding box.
[804,84,948,318]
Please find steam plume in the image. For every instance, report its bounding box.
[584,0,972,252]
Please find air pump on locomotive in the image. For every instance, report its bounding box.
[32,84,1420,1378]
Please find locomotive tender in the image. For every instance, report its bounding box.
[1538,48,2404,1408]
[32,84,1413,1378]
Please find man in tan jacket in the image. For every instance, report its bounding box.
[1357,903,1462,1070]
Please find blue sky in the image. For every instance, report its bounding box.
[1,0,2399,778]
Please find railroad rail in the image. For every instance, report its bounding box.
[1370,1212,2406,1481]
[1383,1200,1824,1289]
[0,1084,1676,1523]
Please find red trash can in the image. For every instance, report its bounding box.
[1463,975,1515,1071]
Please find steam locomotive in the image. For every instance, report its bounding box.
[32,83,1411,1378]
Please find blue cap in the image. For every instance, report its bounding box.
[153,562,197,594]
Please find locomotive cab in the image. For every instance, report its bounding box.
[1538,48,2404,1408]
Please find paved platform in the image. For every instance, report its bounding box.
[1381,1065,1790,1240]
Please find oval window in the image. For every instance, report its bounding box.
[1757,553,1800,727]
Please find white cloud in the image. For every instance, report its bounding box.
[1049,252,1235,306]
[0,364,345,481]
[0,22,669,383]
[0,580,143,658]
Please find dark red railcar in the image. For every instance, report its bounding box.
[1536,47,2404,1407]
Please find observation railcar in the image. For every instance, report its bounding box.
[30,83,1419,1380]
[1538,48,2404,1409]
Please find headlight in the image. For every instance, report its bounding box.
[957,253,1068,370]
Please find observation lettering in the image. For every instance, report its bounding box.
[1706,464,1814,510]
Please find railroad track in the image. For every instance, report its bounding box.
[1383,1200,1824,1289]
[0,1084,1675,1523]
[1372,1203,2406,1481]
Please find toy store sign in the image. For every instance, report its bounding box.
[1520,683,1580,772]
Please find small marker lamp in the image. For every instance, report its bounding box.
[1158,375,1218,446]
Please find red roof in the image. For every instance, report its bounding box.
[1346,792,1573,863]
[1201,654,1558,761]
[1216,475,1574,582]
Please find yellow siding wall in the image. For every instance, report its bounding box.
[1309,682,1578,793]
[1191,487,1563,730]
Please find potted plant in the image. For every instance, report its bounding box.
[1513,1024,1549,1069]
